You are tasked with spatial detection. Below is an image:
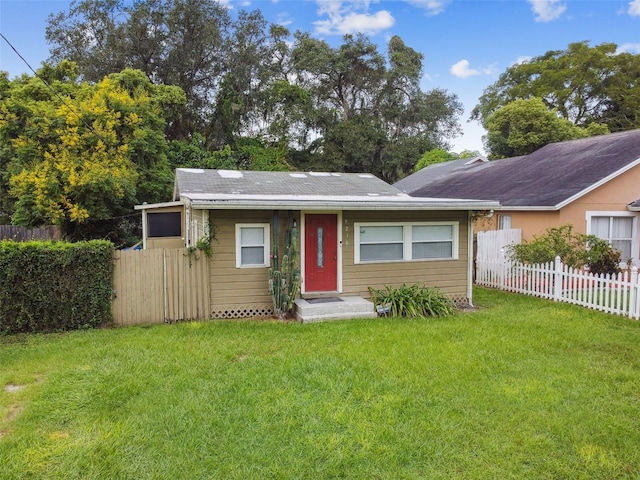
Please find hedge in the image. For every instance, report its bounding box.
[0,240,114,334]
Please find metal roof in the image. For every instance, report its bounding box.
[399,129,640,209]
[167,168,499,211]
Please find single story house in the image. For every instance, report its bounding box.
[136,168,498,320]
[395,129,640,264]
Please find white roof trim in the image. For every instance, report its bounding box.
[555,156,640,209]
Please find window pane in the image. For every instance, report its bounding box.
[241,227,264,245]
[241,246,264,265]
[361,243,403,261]
[413,242,453,259]
[317,227,324,267]
[612,240,632,261]
[148,212,181,237]
[591,217,610,238]
[412,225,453,242]
[360,226,403,243]
[612,217,632,238]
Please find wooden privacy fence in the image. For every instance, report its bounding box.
[477,254,640,319]
[0,225,61,241]
[112,249,210,326]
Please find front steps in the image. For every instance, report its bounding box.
[294,296,376,323]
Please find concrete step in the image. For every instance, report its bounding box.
[294,296,376,323]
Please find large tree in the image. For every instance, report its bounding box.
[290,34,462,182]
[0,63,185,242]
[482,98,604,158]
[471,41,640,133]
[46,0,232,140]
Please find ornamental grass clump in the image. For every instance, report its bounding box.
[368,283,456,318]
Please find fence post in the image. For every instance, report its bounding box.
[499,248,506,290]
[553,256,562,301]
[630,266,639,319]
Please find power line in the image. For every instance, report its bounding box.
[0,32,108,142]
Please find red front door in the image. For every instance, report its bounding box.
[304,214,338,292]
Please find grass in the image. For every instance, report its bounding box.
[1,287,640,479]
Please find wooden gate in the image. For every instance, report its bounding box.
[112,249,210,326]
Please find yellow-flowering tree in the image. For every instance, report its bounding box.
[0,63,185,242]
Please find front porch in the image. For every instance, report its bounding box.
[294,296,376,323]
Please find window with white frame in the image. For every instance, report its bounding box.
[498,214,512,230]
[587,213,637,262]
[355,222,458,263]
[236,224,270,268]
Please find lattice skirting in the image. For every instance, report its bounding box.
[211,305,274,319]
[450,294,470,306]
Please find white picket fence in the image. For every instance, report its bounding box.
[477,255,640,319]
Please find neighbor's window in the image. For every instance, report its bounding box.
[588,214,636,261]
[355,222,458,263]
[148,212,182,237]
[498,214,512,230]
[236,224,270,268]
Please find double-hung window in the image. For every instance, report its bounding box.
[236,224,270,268]
[355,222,458,263]
[587,213,637,262]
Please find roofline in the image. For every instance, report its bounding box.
[554,156,640,209]
[628,205,640,212]
[497,205,559,211]
[183,195,500,211]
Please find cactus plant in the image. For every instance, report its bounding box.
[268,215,300,319]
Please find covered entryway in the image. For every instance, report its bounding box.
[304,213,338,292]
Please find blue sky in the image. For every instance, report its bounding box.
[1,0,640,154]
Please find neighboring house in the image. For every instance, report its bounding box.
[396,129,640,264]
[135,168,498,319]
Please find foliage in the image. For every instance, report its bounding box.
[507,224,621,274]
[413,148,457,172]
[45,2,463,180]
[484,98,600,158]
[584,236,622,276]
[0,65,185,242]
[368,283,456,318]
[168,136,291,172]
[472,41,640,133]
[269,216,300,319]
[289,33,462,182]
[0,240,114,334]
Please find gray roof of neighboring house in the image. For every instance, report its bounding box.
[155,168,499,211]
[394,156,493,194]
[629,199,640,211]
[398,129,640,209]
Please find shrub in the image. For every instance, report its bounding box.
[585,236,622,275]
[368,283,456,318]
[507,224,620,274]
[0,240,114,334]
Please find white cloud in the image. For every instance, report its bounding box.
[528,0,566,22]
[629,0,640,16]
[314,0,395,35]
[450,60,480,79]
[616,42,640,54]
[513,56,533,66]
[403,0,451,16]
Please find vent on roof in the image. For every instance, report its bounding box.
[308,172,331,177]
[290,173,307,178]
[218,170,243,178]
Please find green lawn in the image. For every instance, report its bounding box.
[2,287,640,479]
